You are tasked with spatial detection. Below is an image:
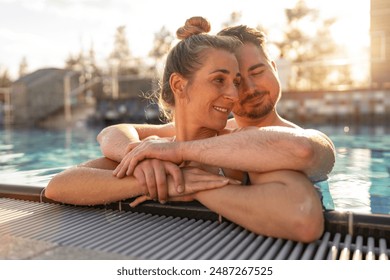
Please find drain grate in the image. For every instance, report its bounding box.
[0,197,388,260]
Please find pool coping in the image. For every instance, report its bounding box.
[1,183,390,238]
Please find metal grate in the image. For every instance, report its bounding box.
[0,197,388,260]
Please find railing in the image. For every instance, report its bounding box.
[63,73,101,123]
[0,87,12,125]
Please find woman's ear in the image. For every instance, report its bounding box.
[170,73,187,96]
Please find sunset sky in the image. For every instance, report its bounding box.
[0,0,370,79]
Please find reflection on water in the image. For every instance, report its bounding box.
[320,125,390,214]
[0,126,102,187]
[330,148,372,213]
[0,125,389,214]
[0,167,67,187]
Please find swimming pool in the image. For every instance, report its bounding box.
[319,125,390,215]
[1,125,389,215]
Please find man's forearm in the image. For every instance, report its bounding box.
[193,169,324,242]
[97,123,176,162]
[180,127,335,181]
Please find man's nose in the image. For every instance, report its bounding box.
[240,78,256,97]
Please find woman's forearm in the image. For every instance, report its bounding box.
[45,166,144,205]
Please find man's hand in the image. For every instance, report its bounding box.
[122,135,167,159]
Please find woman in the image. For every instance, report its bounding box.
[45,17,243,206]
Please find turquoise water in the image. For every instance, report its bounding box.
[0,125,389,215]
[0,126,102,185]
[320,125,390,214]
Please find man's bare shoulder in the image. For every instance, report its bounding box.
[278,118,302,128]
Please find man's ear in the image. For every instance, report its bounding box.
[170,73,187,96]
[271,60,277,72]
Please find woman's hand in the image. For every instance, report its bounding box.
[129,166,241,207]
[132,159,184,203]
[176,166,240,195]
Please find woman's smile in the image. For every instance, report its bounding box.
[213,105,230,113]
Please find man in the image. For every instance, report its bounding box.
[97,25,336,242]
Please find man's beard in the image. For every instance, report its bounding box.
[234,91,275,119]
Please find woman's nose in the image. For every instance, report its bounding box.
[224,84,239,102]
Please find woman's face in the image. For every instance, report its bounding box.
[182,48,241,132]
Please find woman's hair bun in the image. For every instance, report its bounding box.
[176,16,211,40]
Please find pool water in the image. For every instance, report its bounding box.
[320,125,390,214]
[0,126,102,186]
[1,125,389,215]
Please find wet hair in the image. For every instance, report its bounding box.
[217,25,271,61]
[158,16,241,121]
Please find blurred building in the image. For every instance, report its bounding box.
[95,76,161,125]
[2,67,389,127]
[3,68,159,127]
[10,68,77,125]
[0,87,11,125]
[278,89,389,126]
[370,0,390,88]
